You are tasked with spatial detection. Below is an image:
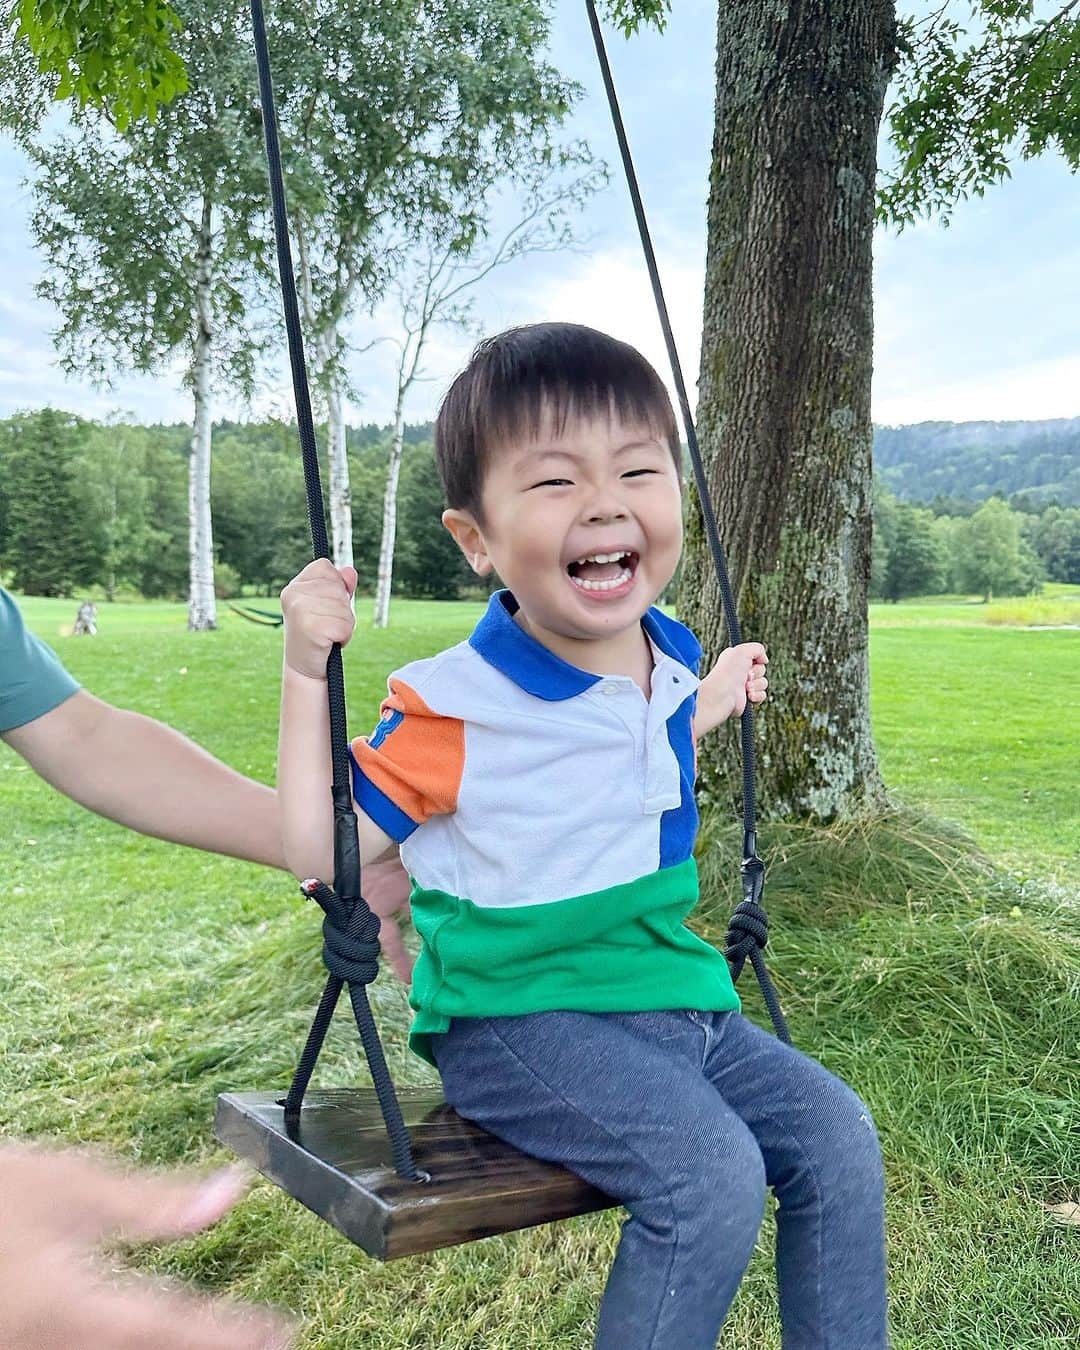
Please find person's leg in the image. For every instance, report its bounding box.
[695,1010,890,1349]
[431,1010,768,1350]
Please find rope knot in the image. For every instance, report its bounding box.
[725,900,769,959]
[321,912,381,986]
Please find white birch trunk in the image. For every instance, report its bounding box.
[295,230,354,572]
[324,351,353,571]
[373,391,406,629]
[187,203,217,632]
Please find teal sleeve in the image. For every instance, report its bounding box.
[0,588,80,732]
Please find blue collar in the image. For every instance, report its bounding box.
[468,589,701,702]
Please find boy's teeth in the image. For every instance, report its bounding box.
[570,566,633,592]
[574,550,628,565]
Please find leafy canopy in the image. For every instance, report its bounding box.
[9,0,188,128]
[7,0,1078,228]
[26,0,273,397]
[881,1,1080,227]
[593,0,1080,226]
[4,0,666,124]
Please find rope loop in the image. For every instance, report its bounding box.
[322,913,381,986]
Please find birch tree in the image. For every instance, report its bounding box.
[22,0,270,630]
[266,0,589,571]
[371,173,602,628]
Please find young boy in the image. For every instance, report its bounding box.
[278,323,889,1348]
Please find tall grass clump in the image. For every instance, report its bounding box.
[984,594,1080,627]
[695,805,1080,1346]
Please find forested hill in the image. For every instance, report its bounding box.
[873,418,1080,507]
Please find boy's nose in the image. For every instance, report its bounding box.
[584,500,630,524]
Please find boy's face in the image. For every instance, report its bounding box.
[443,408,683,644]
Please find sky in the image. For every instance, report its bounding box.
[1,0,1078,431]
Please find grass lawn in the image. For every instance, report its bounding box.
[867,588,1079,885]
[2,592,1077,1348]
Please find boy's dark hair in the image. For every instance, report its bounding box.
[434,322,681,527]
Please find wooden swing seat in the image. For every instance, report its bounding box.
[215,1086,615,1260]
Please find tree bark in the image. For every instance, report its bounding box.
[295,231,354,572]
[187,200,217,632]
[324,350,354,572]
[684,0,898,820]
[373,391,406,630]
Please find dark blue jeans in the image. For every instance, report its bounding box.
[430,1008,888,1349]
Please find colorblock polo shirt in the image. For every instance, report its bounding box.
[351,589,740,1064]
[0,587,80,732]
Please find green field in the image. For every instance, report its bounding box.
[2,593,1077,1348]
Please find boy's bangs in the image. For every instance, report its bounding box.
[478,376,673,460]
[434,323,681,522]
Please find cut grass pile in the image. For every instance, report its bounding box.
[868,582,1078,629]
[1,594,1077,1348]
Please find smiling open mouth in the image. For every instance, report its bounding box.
[566,550,640,592]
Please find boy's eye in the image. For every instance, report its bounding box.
[530,469,658,489]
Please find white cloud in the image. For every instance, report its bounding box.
[323,245,707,429]
[520,248,705,411]
[873,353,1080,425]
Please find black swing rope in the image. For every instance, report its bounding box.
[583,0,789,1046]
[250,0,425,1182]
[249,0,789,1184]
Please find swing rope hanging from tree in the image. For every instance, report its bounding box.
[215,0,790,1262]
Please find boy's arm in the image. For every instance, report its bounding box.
[278,664,397,883]
[3,691,284,868]
[691,642,769,741]
[278,560,398,884]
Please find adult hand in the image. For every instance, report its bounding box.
[363,852,416,985]
[0,1144,294,1350]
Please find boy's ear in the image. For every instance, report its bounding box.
[441,508,491,575]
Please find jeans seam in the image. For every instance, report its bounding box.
[479,1017,681,1350]
[753,1104,827,1347]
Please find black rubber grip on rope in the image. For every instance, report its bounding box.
[585,0,789,1044]
[250,0,424,1179]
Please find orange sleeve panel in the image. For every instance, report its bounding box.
[350,678,464,829]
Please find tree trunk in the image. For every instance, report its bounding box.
[325,353,354,571]
[373,393,406,629]
[683,0,897,820]
[188,203,217,632]
[295,231,354,572]
[104,477,117,602]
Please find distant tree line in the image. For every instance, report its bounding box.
[0,409,485,605]
[871,483,1080,603]
[2,410,1078,607]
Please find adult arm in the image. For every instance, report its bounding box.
[3,691,285,868]
[278,665,399,883]
[2,589,413,979]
